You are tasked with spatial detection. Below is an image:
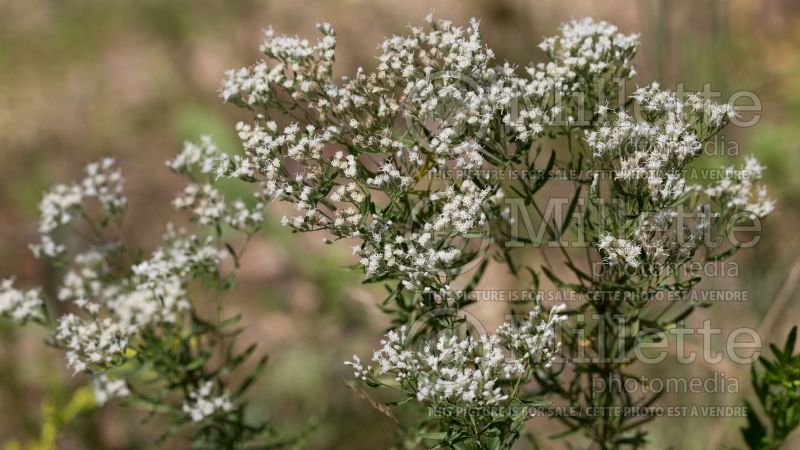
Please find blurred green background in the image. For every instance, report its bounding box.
[0,0,799,448]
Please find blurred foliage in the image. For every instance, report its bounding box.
[4,387,95,450]
[741,327,800,450]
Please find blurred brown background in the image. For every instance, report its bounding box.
[1,0,799,448]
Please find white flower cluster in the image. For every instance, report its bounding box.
[91,373,130,406]
[107,277,190,327]
[597,235,642,268]
[167,137,266,232]
[132,225,227,294]
[36,183,83,235]
[31,158,126,258]
[0,278,45,323]
[596,212,712,272]
[173,183,265,232]
[538,18,639,90]
[227,198,266,231]
[57,313,135,373]
[586,83,772,270]
[57,249,109,308]
[346,305,566,408]
[182,381,234,422]
[705,155,775,218]
[218,16,640,299]
[497,303,567,366]
[0,150,273,447]
[53,240,197,332]
[587,83,737,206]
[11,159,241,378]
[6,144,269,441]
[357,180,490,293]
[220,23,336,107]
[83,158,127,213]
[173,184,227,225]
[167,136,226,177]
[51,230,219,332]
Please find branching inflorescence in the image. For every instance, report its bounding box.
[215,14,772,449]
[2,150,294,448]
[1,13,775,450]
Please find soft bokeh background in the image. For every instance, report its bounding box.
[1,0,799,448]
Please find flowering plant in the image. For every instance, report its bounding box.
[1,153,298,448]
[217,14,773,449]
[1,13,781,450]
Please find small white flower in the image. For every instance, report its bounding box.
[182,381,234,422]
